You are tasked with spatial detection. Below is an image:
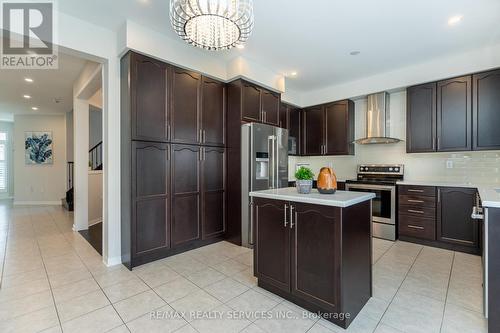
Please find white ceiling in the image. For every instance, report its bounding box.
[57,0,500,92]
[0,50,88,117]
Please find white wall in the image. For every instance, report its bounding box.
[13,115,66,204]
[290,91,500,185]
[66,111,73,162]
[0,121,14,198]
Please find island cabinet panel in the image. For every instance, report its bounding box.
[407,83,437,153]
[201,77,225,147]
[473,69,500,150]
[303,106,324,156]
[170,68,201,145]
[171,145,201,247]
[132,142,170,260]
[437,187,479,251]
[201,147,226,239]
[291,203,341,312]
[254,198,291,293]
[130,53,169,142]
[436,76,472,152]
[241,82,262,122]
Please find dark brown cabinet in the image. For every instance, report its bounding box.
[261,90,280,126]
[241,83,262,122]
[407,83,437,153]
[132,142,171,260]
[279,103,288,129]
[237,80,281,125]
[170,69,201,145]
[303,101,354,156]
[398,185,437,241]
[473,70,500,150]
[201,77,225,146]
[171,145,201,247]
[130,53,168,142]
[288,106,302,156]
[437,76,472,151]
[202,147,226,239]
[437,187,479,252]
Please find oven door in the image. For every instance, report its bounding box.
[345,183,395,225]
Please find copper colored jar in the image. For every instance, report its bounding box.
[317,167,338,194]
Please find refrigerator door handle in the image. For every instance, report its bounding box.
[274,135,279,188]
[268,135,275,189]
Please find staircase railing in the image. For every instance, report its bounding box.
[89,141,103,170]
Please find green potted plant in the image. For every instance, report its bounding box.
[295,166,314,194]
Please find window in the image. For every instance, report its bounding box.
[0,132,8,193]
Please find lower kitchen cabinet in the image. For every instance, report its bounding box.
[437,187,479,251]
[253,197,371,328]
[202,147,226,239]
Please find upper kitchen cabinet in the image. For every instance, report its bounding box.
[282,103,302,156]
[325,100,355,155]
[437,76,472,152]
[261,90,280,126]
[126,52,169,142]
[241,82,262,122]
[201,77,226,146]
[303,106,324,156]
[407,83,437,153]
[473,69,500,150]
[170,68,201,145]
[279,103,288,129]
[303,101,355,156]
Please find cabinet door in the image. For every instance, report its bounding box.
[288,108,302,156]
[201,77,225,146]
[279,103,288,129]
[291,202,340,312]
[132,142,170,258]
[303,106,324,156]
[131,54,168,141]
[171,68,201,144]
[202,147,225,239]
[262,90,280,126]
[473,70,500,150]
[437,187,479,249]
[242,83,261,122]
[254,198,290,292]
[407,83,437,153]
[171,145,201,247]
[437,76,472,151]
[325,101,354,155]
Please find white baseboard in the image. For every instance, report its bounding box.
[88,218,102,227]
[14,201,62,206]
[104,255,122,267]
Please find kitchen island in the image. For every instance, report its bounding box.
[249,187,375,329]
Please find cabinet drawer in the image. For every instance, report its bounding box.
[399,204,436,218]
[399,185,436,197]
[399,215,436,240]
[399,195,436,208]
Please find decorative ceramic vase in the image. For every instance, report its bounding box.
[296,179,313,194]
[317,167,338,194]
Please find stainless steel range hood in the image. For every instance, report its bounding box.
[354,92,402,144]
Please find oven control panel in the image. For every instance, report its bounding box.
[357,164,404,175]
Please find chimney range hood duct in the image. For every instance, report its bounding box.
[354,92,402,144]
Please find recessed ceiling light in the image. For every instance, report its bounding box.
[448,15,463,26]
[236,44,245,49]
[31,107,38,111]
[23,95,31,99]
[290,72,298,77]
[24,77,34,83]
[350,51,361,56]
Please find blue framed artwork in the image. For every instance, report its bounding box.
[25,131,53,165]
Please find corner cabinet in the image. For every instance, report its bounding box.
[253,197,371,329]
[121,51,226,269]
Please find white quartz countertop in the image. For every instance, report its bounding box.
[397,180,500,208]
[249,187,375,208]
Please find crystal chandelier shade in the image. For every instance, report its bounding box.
[170,0,254,50]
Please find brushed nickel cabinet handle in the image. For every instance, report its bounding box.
[284,204,288,227]
[408,209,424,214]
[407,224,424,230]
[290,205,295,229]
[408,189,424,193]
[408,199,424,203]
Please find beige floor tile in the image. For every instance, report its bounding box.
[204,277,249,302]
[48,267,93,289]
[374,323,405,333]
[0,276,50,303]
[62,305,124,333]
[211,259,248,276]
[173,323,199,333]
[154,276,201,303]
[0,290,54,321]
[134,265,180,288]
[0,305,59,333]
[0,268,47,288]
[52,277,100,303]
[56,289,110,322]
[40,325,63,333]
[254,303,316,333]
[226,289,279,316]
[400,269,450,302]
[307,322,336,333]
[94,266,137,288]
[169,289,222,322]
[240,323,266,333]
[126,304,188,333]
[114,290,166,323]
[107,324,131,333]
[186,267,226,287]
[357,297,390,322]
[318,313,379,333]
[165,256,208,276]
[232,251,253,266]
[191,304,252,333]
[441,303,487,333]
[231,268,257,287]
[103,276,150,303]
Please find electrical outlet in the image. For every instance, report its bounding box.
[446,160,454,169]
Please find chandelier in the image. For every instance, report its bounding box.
[170,0,254,50]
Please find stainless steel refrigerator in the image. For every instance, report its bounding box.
[241,123,289,248]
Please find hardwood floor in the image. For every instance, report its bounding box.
[79,222,102,255]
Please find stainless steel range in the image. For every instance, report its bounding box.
[345,164,404,241]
